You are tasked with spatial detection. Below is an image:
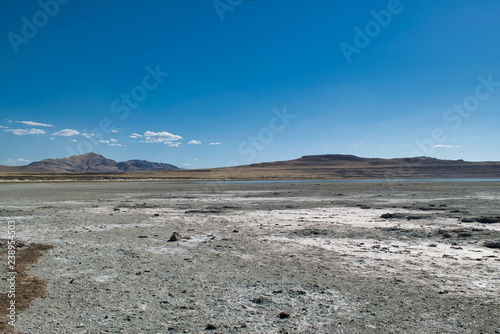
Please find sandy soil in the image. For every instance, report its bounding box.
[1,181,499,333]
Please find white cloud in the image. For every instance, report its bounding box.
[50,137,55,140]
[208,142,222,146]
[0,125,8,129]
[100,140,110,144]
[139,131,183,145]
[110,138,118,143]
[129,133,142,139]
[5,128,46,135]
[17,120,54,127]
[70,139,77,142]
[188,139,202,145]
[4,158,30,166]
[53,129,80,136]
[109,143,125,147]
[111,129,119,133]
[433,144,461,148]
[183,163,191,166]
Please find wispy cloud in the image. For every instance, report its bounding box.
[4,158,30,166]
[137,131,183,146]
[188,139,202,145]
[208,142,222,146]
[17,120,54,127]
[0,125,8,129]
[53,129,80,136]
[5,128,46,135]
[129,133,142,139]
[433,144,461,148]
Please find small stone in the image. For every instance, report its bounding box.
[251,296,272,304]
[278,312,290,319]
[206,324,217,330]
[168,232,181,242]
[484,241,500,249]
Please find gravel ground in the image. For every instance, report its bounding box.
[1,181,499,333]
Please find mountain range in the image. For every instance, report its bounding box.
[1,153,500,180]
[0,152,179,173]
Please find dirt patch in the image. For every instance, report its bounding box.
[0,240,54,333]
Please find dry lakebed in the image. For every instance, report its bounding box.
[1,181,499,333]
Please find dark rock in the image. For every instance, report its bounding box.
[458,232,472,238]
[294,228,331,236]
[206,324,217,330]
[278,312,290,319]
[251,296,272,304]
[137,235,148,238]
[442,233,452,238]
[185,210,222,214]
[380,213,407,219]
[168,232,181,242]
[484,241,500,249]
[476,217,500,224]
[461,218,476,223]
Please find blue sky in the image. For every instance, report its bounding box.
[1,0,500,168]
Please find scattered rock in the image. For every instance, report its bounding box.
[484,241,500,249]
[185,210,222,214]
[251,296,272,304]
[278,312,290,319]
[380,213,426,220]
[137,235,148,238]
[206,324,217,330]
[168,232,181,242]
[476,217,500,224]
[294,228,331,236]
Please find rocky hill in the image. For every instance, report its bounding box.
[10,153,179,173]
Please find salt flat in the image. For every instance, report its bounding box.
[1,181,499,333]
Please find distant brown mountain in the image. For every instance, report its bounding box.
[1,153,179,174]
[1,153,500,180]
